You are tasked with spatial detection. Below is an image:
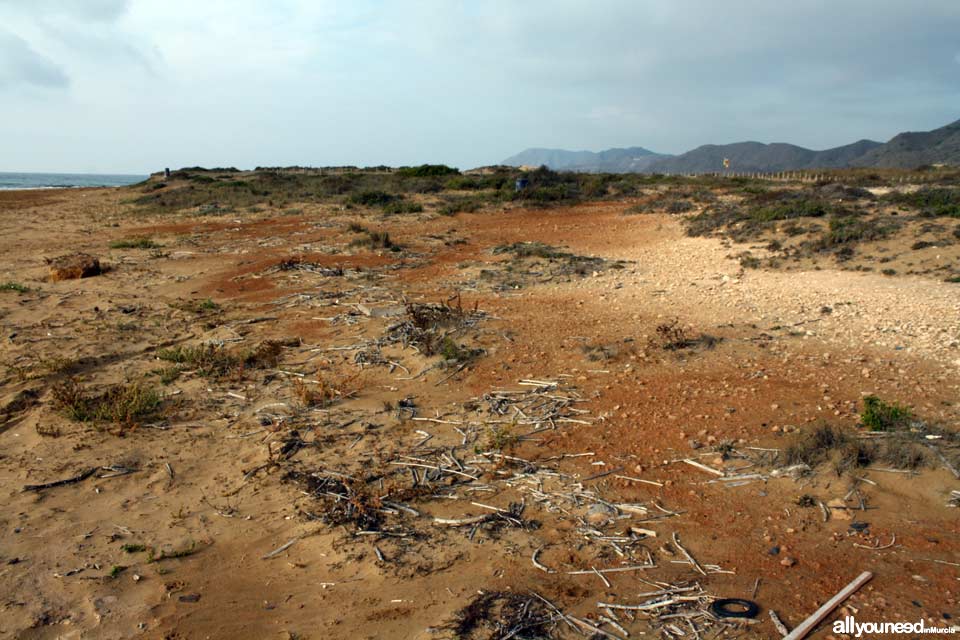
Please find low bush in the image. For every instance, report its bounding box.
[52,379,161,426]
[382,200,423,215]
[110,237,161,249]
[397,164,459,177]
[349,190,396,206]
[860,395,912,431]
[0,282,29,293]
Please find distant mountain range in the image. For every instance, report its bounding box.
[502,119,960,173]
[501,146,669,173]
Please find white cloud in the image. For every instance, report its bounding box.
[0,29,68,89]
[0,0,958,172]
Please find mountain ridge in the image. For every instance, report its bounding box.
[502,119,960,173]
[502,146,671,173]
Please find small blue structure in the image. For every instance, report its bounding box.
[515,177,529,192]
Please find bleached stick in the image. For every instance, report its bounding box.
[782,571,873,640]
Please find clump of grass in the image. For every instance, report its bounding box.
[291,376,347,408]
[172,298,219,314]
[109,565,126,578]
[51,379,161,426]
[0,282,29,293]
[664,199,694,213]
[349,229,399,251]
[154,366,182,385]
[121,543,148,553]
[861,395,912,431]
[824,216,895,245]
[110,237,161,250]
[382,200,423,215]
[783,423,926,474]
[156,344,239,377]
[157,340,284,379]
[784,424,849,467]
[738,253,761,269]
[346,221,367,233]
[148,541,198,563]
[492,242,567,260]
[439,196,484,216]
[482,424,518,453]
[438,336,482,364]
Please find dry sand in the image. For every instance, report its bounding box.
[0,188,957,639]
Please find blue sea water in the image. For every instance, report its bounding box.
[0,172,148,190]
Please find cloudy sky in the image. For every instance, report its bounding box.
[1,0,958,174]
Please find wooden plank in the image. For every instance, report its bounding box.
[782,571,873,640]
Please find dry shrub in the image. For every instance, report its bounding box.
[450,591,556,640]
[650,319,719,351]
[784,423,926,475]
[292,370,363,408]
[284,470,383,530]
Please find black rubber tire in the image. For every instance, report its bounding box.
[710,598,760,619]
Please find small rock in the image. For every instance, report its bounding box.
[780,556,797,567]
[48,253,102,281]
[585,503,618,525]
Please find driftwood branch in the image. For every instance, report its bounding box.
[23,467,97,492]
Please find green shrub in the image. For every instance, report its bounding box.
[0,282,29,293]
[397,164,459,177]
[382,200,423,214]
[751,200,830,222]
[52,379,161,425]
[825,216,895,245]
[439,196,483,216]
[348,190,396,206]
[887,187,960,217]
[110,237,161,249]
[861,395,912,431]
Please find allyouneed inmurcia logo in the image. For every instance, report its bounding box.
[833,616,958,637]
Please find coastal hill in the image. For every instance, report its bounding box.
[850,118,960,168]
[504,118,959,173]
[501,146,670,173]
[644,139,883,174]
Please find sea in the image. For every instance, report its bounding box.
[0,172,148,190]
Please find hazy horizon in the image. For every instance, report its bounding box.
[2,0,958,174]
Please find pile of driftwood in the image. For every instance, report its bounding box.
[481,380,593,430]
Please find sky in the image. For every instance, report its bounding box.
[1,0,958,174]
